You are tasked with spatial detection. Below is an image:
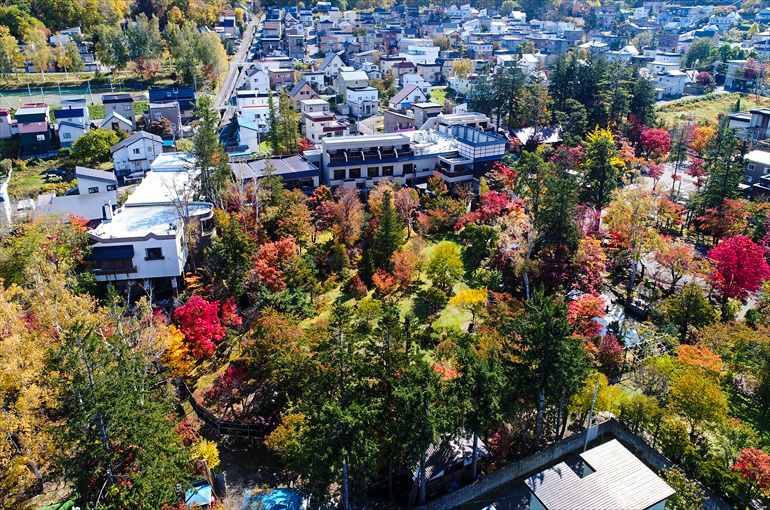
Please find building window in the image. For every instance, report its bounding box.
[36,134,45,141]
[404,163,414,173]
[133,148,141,155]
[334,169,346,180]
[749,164,756,170]
[155,113,162,119]
[383,166,394,176]
[145,247,163,260]
[368,166,379,177]
[349,168,361,179]
[62,132,71,139]
[746,175,753,183]
[106,184,117,191]
[124,105,131,111]
[88,186,99,194]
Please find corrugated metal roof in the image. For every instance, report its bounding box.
[525,440,675,510]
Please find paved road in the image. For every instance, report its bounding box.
[214,14,260,123]
[358,113,382,135]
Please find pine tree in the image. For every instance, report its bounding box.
[373,190,404,271]
[194,95,230,205]
[540,168,579,252]
[205,214,256,298]
[702,117,744,210]
[581,127,621,211]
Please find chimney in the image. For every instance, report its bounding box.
[103,201,113,221]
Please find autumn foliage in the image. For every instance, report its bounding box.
[567,294,606,339]
[173,296,227,359]
[709,236,770,300]
[733,448,770,493]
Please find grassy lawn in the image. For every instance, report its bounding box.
[429,86,448,105]
[0,72,179,90]
[305,234,472,332]
[7,155,76,199]
[656,92,770,126]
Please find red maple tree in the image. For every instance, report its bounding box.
[639,128,671,159]
[709,235,770,300]
[734,448,770,493]
[173,296,227,359]
[567,294,606,339]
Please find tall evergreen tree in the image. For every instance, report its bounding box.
[630,68,657,126]
[52,319,193,508]
[193,95,231,206]
[540,168,579,252]
[373,190,404,271]
[703,117,744,210]
[205,214,256,299]
[502,290,591,452]
[580,128,621,211]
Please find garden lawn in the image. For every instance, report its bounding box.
[656,92,770,126]
[304,235,472,331]
[429,87,447,105]
[7,156,75,198]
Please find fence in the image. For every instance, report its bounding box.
[418,419,731,510]
[181,382,267,439]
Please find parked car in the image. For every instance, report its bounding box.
[45,168,67,177]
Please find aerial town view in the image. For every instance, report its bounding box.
[1,0,770,509]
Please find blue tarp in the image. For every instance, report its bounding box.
[242,488,304,510]
[186,484,213,507]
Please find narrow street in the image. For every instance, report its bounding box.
[214,15,260,125]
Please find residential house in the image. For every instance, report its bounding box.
[384,109,415,133]
[320,52,345,78]
[244,68,270,93]
[235,90,270,109]
[468,40,493,59]
[303,71,325,89]
[417,62,442,84]
[725,59,750,90]
[412,102,443,127]
[653,69,687,99]
[301,98,331,115]
[268,68,295,89]
[54,98,90,148]
[290,81,319,109]
[260,36,283,55]
[110,131,164,183]
[389,84,428,110]
[36,166,119,223]
[407,434,492,505]
[287,34,305,59]
[524,440,675,510]
[86,152,214,299]
[102,93,136,129]
[401,73,432,96]
[304,110,350,142]
[347,86,379,117]
[15,103,54,156]
[0,109,14,139]
[744,149,770,185]
[338,70,370,101]
[99,112,133,133]
[148,87,196,112]
[217,16,238,38]
[391,61,418,80]
[230,155,320,191]
[146,102,181,136]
